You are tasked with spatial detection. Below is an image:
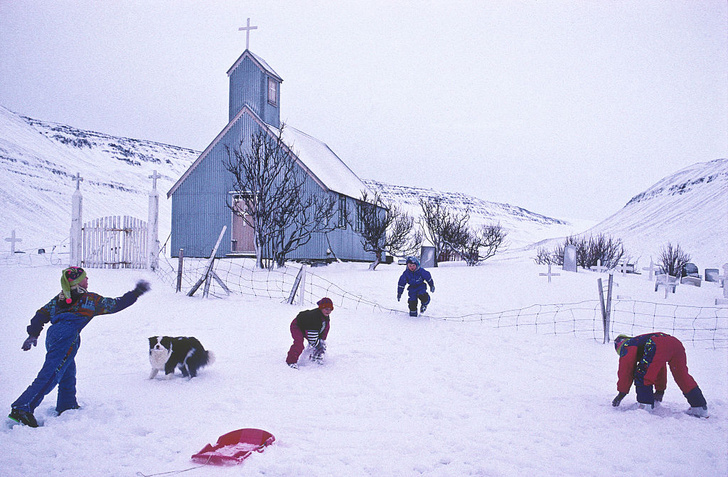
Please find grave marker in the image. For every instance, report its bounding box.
[705,268,720,283]
[591,259,608,273]
[642,257,656,280]
[539,263,561,283]
[563,245,577,272]
[716,263,728,306]
[5,230,22,253]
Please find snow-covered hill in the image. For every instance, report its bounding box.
[582,158,728,268]
[0,105,198,252]
[364,180,593,249]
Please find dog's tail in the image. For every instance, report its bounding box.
[205,350,216,366]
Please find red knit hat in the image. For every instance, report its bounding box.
[317,297,334,310]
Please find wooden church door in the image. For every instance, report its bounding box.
[231,194,255,253]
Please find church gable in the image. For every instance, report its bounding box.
[227,51,282,127]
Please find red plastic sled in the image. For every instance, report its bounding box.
[191,428,275,466]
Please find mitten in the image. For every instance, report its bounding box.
[653,390,664,402]
[133,280,151,296]
[430,285,435,293]
[397,293,402,301]
[21,335,38,351]
[612,392,627,407]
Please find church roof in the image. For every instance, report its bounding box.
[278,125,370,200]
[167,106,370,200]
[226,50,283,82]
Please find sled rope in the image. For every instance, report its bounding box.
[136,465,204,477]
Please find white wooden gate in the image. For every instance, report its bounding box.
[82,216,148,269]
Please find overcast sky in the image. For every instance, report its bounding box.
[1,1,726,222]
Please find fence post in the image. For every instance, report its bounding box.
[176,248,184,293]
[598,278,606,343]
[188,226,227,297]
[287,266,306,304]
[605,273,613,342]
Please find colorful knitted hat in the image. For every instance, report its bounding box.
[406,256,420,267]
[614,334,631,355]
[61,266,86,304]
[317,297,334,310]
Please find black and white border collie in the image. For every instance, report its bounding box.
[148,336,215,379]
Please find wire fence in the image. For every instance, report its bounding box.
[154,255,728,349]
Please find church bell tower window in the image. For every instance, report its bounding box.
[268,77,277,106]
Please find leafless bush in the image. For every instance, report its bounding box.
[658,242,690,277]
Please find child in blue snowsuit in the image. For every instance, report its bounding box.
[8,267,149,427]
[397,256,435,317]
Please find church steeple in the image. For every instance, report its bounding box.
[226,19,282,127]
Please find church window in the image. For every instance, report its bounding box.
[267,78,277,106]
[338,194,347,229]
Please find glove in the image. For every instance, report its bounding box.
[430,285,435,293]
[653,390,664,402]
[397,293,402,302]
[612,392,627,407]
[22,335,38,351]
[132,280,150,296]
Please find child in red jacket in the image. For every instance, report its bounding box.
[611,332,708,417]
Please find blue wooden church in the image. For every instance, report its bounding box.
[167,44,379,262]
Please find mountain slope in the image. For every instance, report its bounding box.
[0,105,198,252]
[363,180,590,249]
[583,158,727,267]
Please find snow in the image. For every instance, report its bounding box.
[1,254,726,477]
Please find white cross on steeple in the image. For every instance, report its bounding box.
[238,18,258,50]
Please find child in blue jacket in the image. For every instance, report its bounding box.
[397,256,435,317]
[8,267,149,427]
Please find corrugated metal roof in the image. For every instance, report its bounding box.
[226,50,283,82]
[167,107,371,201]
[278,125,370,200]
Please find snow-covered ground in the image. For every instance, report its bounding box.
[1,253,726,477]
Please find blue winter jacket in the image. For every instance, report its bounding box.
[27,289,141,337]
[397,266,434,299]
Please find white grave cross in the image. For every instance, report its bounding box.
[72,172,83,190]
[539,263,561,283]
[717,263,728,305]
[149,170,162,190]
[642,257,655,280]
[5,229,22,253]
[591,259,608,273]
[238,18,258,50]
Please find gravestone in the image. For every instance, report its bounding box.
[717,263,728,305]
[420,246,436,268]
[563,245,577,272]
[705,269,720,283]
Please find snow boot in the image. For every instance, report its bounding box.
[636,402,654,412]
[409,310,418,317]
[420,297,430,313]
[686,405,709,418]
[288,363,298,370]
[8,408,38,428]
